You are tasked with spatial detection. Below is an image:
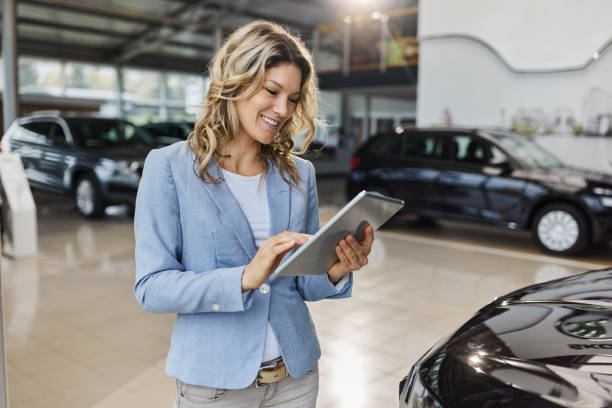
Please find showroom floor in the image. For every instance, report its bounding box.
[1,180,611,408]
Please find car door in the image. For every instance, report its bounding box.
[16,121,51,187]
[393,131,447,213]
[438,134,492,221]
[439,134,527,225]
[42,122,72,191]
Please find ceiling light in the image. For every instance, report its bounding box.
[593,52,600,60]
[371,11,381,19]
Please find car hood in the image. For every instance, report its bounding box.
[514,167,612,193]
[419,269,612,407]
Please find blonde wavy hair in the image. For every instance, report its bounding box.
[187,20,319,189]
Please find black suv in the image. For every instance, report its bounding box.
[2,112,154,217]
[346,128,612,255]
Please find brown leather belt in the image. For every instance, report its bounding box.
[256,357,288,387]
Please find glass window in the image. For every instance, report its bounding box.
[367,135,402,156]
[489,132,563,168]
[22,121,50,136]
[122,68,162,104]
[450,135,502,165]
[66,118,153,149]
[48,123,67,146]
[19,57,62,92]
[402,134,443,159]
[64,62,116,91]
[21,121,51,145]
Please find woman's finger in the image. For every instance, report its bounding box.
[361,225,374,249]
[335,245,351,269]
[346,235,367,265]
[272,240,297,255]
[339,240,359,269]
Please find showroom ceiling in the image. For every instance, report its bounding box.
[7,0,379,74]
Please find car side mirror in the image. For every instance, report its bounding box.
[484,160,513,175]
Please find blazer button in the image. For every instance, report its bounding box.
[259,284,270,295]
[212,304,220,311]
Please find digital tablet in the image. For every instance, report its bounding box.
[273,190,404,276]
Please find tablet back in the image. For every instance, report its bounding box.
[274,191,404,276]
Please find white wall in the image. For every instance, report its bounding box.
[419,0,612,70]
[417,0,612,133]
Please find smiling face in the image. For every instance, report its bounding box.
[235,62,302,146]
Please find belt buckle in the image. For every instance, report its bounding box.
[255,358,285,388]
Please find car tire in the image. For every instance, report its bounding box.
[74,175,105,218]
[532,203,589,255]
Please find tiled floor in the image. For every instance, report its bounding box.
[1,186,611,408]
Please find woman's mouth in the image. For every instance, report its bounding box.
[261,115,280,129]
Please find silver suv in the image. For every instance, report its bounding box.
[2,112,153,217]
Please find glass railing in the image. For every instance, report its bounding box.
[313,7,419,74]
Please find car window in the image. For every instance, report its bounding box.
[366,135,402,157]
[144,125,171,137]
[20,121,52,145]
[490,145,509,165]
[451,135,497,165]
[402,133,443,159]
[48,123,68,147]
[67,119,154,148]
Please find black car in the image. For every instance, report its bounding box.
[400,267,612,407]
[139,121,194,146]
[2,112,154,217]
[346,128,612,255]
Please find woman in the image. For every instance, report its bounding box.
[134,20,373,407]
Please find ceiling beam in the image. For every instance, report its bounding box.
[112,0,217,64]
[19,0,210,30]
[17,37,212,73]
[16,17,215,53]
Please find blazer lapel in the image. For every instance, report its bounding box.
[266,162,291,237]
[199,157,257,259]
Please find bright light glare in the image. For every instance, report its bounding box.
[593,52,600,60]
[371,11,381,19]
[343,15,352,24]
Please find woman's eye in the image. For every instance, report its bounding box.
[265,88,277,96]
[289,98,299,104]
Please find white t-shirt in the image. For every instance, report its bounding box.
[221,168,281,363]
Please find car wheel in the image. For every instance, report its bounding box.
[532,203,589,255]
[75,175,105,218]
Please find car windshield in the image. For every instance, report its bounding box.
[67,118,154,149]
[489,132,564,168]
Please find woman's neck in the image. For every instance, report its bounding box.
[220,135,264,176]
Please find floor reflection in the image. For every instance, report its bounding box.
[0,188,610,407]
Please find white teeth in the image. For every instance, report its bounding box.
[261,115,279,126]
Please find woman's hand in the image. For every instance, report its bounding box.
[327,224,374,284]
[242,231,311,291]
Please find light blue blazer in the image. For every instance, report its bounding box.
[134,141,352,389]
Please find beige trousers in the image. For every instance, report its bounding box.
[173,365,318,408]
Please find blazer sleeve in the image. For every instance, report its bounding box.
[133,149,254,314]
[296,160,353,301]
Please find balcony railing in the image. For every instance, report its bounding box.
[313,7,419,75]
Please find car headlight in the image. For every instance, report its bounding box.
[593,187,612,196]
[96,159,137,179]
[592,187,612,207]
[400,367,443,408]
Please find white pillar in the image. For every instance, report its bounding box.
[2,0,19,132]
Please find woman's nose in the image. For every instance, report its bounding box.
[273,98,289,117]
